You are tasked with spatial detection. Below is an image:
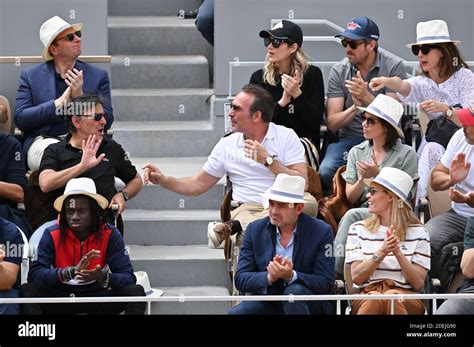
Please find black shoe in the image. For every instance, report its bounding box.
[177,8,199,19]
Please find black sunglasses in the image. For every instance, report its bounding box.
[361,114,379,126]
[56,30,82,42]
[411,44,439,56]
[78,113,107,121]
[264,37,294,49]
[341,38,366,49]
[368,187,385,195]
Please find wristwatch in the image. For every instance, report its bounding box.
[446,106,455,118]
[372,253,383,264]
[120,190,129,201]
[264,155,277,167]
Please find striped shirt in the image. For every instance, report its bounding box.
[345,222,430,290]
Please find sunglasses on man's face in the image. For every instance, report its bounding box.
[341,39,366,49]
[78,113,107,121]
[411,44,439,56]
[56,30,82,43]
[263,37,293,49]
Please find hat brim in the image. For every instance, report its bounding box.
[363,178,411,208]
[0,95,12,134]
[261,190,308,205]
[457,108,474,127]
[259,30,289,40]
[42,23,83,61]
[406,39,460,48]
[357,106,405,138]
[54,191,108,211]
[335,32,369,41]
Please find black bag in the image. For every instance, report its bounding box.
[425,116,460,149]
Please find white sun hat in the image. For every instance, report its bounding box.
[357,94,405,138]
[364,167,414,208]
[39,15,83,61]
[406,19,460,47]
[262,173,308,205]
[54,177,108,211]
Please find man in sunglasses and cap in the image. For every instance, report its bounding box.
[228,174,334,315]
[14,15,114,172]
[36,95,142,234]
[319,16,407,194]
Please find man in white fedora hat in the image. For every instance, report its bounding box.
[320,16,407,194]
[14,15,113,171]
[229,173,334,315]
[21,177,146,315]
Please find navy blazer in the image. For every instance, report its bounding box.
[14,60,113,151]
[235,213,335,295]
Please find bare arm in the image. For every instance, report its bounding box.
[326,97,358,133]
[346,179,365,205]
[143,165,220,196]
[394,252,427,291]
[461,248,474,278]
[0,182,24,203]
[109,173,143,214]
[369,76,412,96]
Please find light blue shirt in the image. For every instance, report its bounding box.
[275,226,297,284]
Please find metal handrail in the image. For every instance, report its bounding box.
[3,292,474,315]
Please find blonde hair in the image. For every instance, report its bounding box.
[262,46,310,86]
[364,187,421,241]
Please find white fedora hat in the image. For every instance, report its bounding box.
[407,19,460,47]
[40,15,82,61]
[0,95,12,135]
[262,173,307,204]
[135,271,163,297]
[54,177,108,211]
[364,167,414,208]
[357,94,405,138]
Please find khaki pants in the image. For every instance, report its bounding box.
[351,280,426,315]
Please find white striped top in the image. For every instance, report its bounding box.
[345,222,431,290]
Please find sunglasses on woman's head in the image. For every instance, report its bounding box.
[56,30,82,43]
[263,37,293,49]
[411,44,439,56]
[341,39,366,49]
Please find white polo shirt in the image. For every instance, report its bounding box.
[203,123,305,204]
[441,128,474,218]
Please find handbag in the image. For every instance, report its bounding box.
[425,116,460,149]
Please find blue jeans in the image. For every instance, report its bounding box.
[228,283,331,315]
[319,138,364,192]
[195,0,214,45]
[0,289,20,314]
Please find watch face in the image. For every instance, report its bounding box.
[266,157,273,165]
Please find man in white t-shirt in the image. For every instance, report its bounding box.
[427,107,474,284]
[143,85,316,247]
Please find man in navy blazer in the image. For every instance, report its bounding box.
[229,174,334,314]
[14,16,113,171]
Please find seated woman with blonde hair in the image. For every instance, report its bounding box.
[345,167,430,314]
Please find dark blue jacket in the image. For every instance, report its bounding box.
[14,60,113,151]
[235,213,335,295]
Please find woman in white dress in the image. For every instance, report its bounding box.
[369,19,474,204]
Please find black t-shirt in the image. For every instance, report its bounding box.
[39,137,137,203]
[249,65,325,147]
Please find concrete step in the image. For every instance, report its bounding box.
[112,120,223,157]
[111,55,209,89]
[108,17,213,57]
[112,88,213,122]
[108,0,203,16]
[129,245,231,288]
[152,286,231,314]
[123,209,220,246]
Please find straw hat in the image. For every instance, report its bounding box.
[357,94,405,138]
[39,15,82,61]
[54,177,108,211]
[406,19,460,47]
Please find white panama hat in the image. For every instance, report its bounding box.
[54,177,108,212]
[406,19,460,47]
[364,167,414,208]
[39,15,82,61]
[262,173,308,205]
